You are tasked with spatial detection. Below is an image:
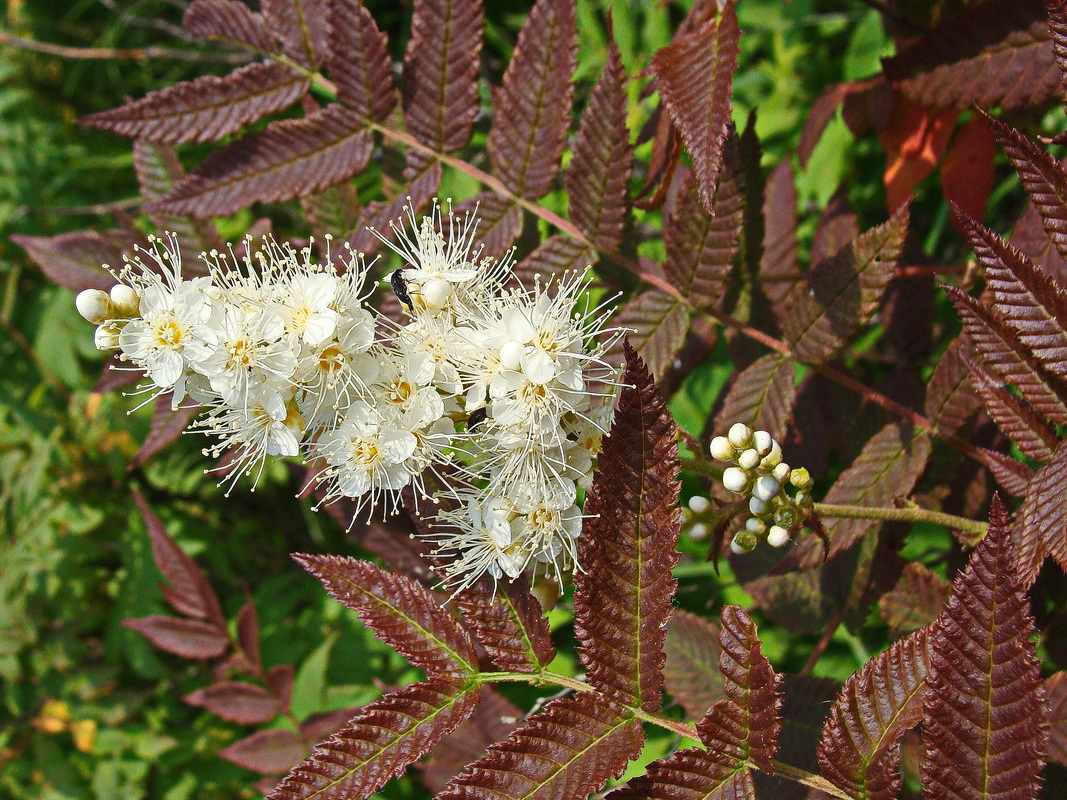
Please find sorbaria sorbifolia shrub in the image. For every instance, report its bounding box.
[19,0,1067,798]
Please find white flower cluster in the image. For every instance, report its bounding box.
[709,423,813,553]
[77,204,620,591]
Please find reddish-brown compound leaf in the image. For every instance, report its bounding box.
[1014,439,1067,586]
[236,597,262,673]
[124,616,229,659]
[712,353,796,443]
[437,693,644,800]
[946,285,1067,426]
[224,728,307,775]
[976,447,1035,497]
[565,35,631,251]
[663,609,724,721]
[13,230,130,293]
[1046,671,1067,767]
[606,290,690,380]
[419,687,521,793]
[300,707,364,746]
[798,82,853,169]
[455,574,555,673]
[511,235,594,287]
[609,606,781,800]
[402,0,483,153]
[883,0,1058,110]
[185,681,281,724]
[344,161,442,255]
[268,664,296,715]
[133,140,223,270]
[293,554,477,678]
[303,182,362,244]
[987,114,1067,267]
[183,0,276,52]
[269,679,479,800]
[487,0,577,199]
[1011,199,1067,283]
[650,3,739,216]
[327,0,396,123]
[663,142,743,308]
[878,562,950,639]
[963,356,1061,461]
[448,193,522,260]
[81,62,308,146]
[759,160,798,306]
[154,105,372,218]
[1049,0,1067,96]
[132,488,226,626]
[941,114,997,227]
[876,95,956,213]
[955,209,1067,378]
[744,570,831,636]
[794,423,930,570]
[924,337,982,438]
[783,205,908,365]
[575,340,680,712]
[922,497,1047,800]
[817,627,933,800]
[262,0,328,68]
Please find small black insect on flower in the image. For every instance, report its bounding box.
[467,407,488,433]
[391,268,413,309]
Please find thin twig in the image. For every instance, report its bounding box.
[12,197,144,221]
[0,32,251,64]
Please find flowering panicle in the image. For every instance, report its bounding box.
[77,202,621,590]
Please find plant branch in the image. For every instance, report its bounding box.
[0,32,251,63]
[813,502,988,535]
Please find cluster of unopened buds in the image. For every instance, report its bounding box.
[709,423,813,553]
[75,201,620,591]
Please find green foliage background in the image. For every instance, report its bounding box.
[0,1,1051,798]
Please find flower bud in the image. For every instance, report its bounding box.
[499,340,524,371]
[789,467,812,490]
[76,289,112,324]
[774,505,801,528]
[745,517,767,534]
[748,496,768,516]
[738,448,760,470]
[753,430,773,456]
[727,422,752,449]
[794,491,811,508]
[752,475,780,502]
[689,522,709,541]
[767,525,790,547]
[420,277,452,310]
[759,441,783,469]
[722,467,749,494]
[94,323,121,350]
[109,284,139,316]
[731,530,758,553]
[688,495,711,514]
[709,436,734,461]
[772,462,791,482]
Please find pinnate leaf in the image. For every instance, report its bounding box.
[131,396,201,470]
[1046,671,1067,767]
[876,96,956,213]
[650,3,740,216]
[1013,439,1067,586]
[403,0,483,153]
[664,143,744,308]
[154,105,372,218]
[225,728,307,775]
[488,0,578,199]
[794,423,930,569]
[14,230,130,293]
[293,554,477,678]
[450,193,522,260]
[987,114,1067,267]
[946,284,1067,426]
[565,36,631,251]
[783,204,908,365]
[759,160,798,306]
[575,340,680,712]
[511,235,594,286]
[270,679,480,800]
[941,113,997,226]
[817,627,933,800]
[954,209,1067,378]
[976,447,1035,498]
[663,609,724,721]
[81,61,308,145]
[185,681,281,724]
[607,290,690,380]
[924,337,982,438]
[455,575,555,673]
[123,616,229,659]
[133,488,225,626]
[712,353,796,443]
[262,0,328,69]
[437,693,644,800]
[879,562,950,639]
[883,0,1059,110]
[963,356,1061,461]
[327,0,396,123]
[183,0,275,52]
[922,497,1047,800]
